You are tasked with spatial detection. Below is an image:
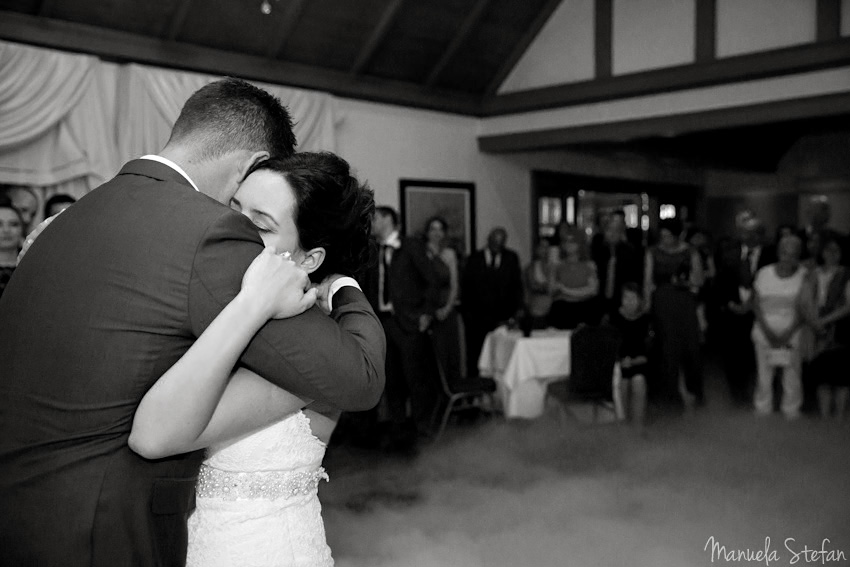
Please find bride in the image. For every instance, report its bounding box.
[127,151,377,566]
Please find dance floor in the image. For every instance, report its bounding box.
[320,372,850,567]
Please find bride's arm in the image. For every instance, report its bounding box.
[129,249,316,459]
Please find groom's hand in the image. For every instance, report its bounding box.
[313,274,342,315]
[240,247,316,319]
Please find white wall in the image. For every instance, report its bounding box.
[498,0,595,94]
[716,0,816,58]
[334,98,532,261]
[612,0,695,75]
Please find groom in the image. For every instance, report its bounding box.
[0,78,385,567]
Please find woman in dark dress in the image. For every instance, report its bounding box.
[0,202,25,299]
[424,216,464,385]
[644,218,704,408]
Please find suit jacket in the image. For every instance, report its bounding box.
[0,160,385,567]
[462,247,523,327]
[386,237,439,333]
[714,239,775,307]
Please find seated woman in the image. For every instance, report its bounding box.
[128,152,376,567]
[549,225,599,329]
[751,235,807,419]
[803,233,850,420]
[607,282,651,426]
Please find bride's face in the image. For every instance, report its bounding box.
[230,169,304,261]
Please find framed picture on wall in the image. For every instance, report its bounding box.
[399,179,476,258]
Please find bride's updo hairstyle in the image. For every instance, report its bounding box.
[252,152,377,282]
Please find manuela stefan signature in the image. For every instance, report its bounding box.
[704,536,846,565]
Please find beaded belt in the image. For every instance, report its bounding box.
[196,464,329,501]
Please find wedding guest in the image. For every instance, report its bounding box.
[522,238,555,330]
[752,235,807,419]
[802,233,850,420]
[0,201,25,298]
[549,225,599,329]
[462,227,522,377]
[44,194,76,218]
[644,218,703,408]
[424,216,464,386]
[593,211,643,317]
[607,282,651,426]
[1,185,38,233]
[686,227,716,339]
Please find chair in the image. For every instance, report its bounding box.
[548,323,621,423]
[428,332,497,441]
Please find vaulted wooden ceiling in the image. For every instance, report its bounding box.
[0,0,561,115]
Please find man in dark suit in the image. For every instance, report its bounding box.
[592,210,644,316]
[462,227,523,378]
[714,212,773,405]
[0,79,384,567]
[383,230,441,444]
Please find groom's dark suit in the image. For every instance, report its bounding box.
[0,159,385,567]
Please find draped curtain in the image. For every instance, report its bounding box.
[0,40,339,228]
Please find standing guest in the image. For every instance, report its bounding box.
[713,213,773,406]
[522,238,555,330]
[802,233,850,420]
[44,193,77,218]
[607,282,651,426]
[550,225,599,329]
[386,224,441,443]
[424,216,464,386]
[751,235,807,419]
[686,227,716,340]
[593,210,643,316]
[0,201,25,298]
[644,218,704,408]
[1,185,39,233]
[462,227,522,378]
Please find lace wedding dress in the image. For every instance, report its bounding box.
[186,411,333,567]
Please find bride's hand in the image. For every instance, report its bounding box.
[239,247,317,319]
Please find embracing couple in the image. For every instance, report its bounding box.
[0,78,385,567]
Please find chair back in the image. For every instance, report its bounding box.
[568,324,621,400]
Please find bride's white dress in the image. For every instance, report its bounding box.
[186,411,333,567]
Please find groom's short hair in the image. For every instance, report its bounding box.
[167,78,296,161]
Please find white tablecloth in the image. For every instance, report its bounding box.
[477,328,572,419]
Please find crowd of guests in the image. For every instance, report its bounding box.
[0,185,77,299]
[354,199,849,451]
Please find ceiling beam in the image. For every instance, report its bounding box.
[267,0,309,59]
[166,0,194,41]
[0,10,481,115]
[817,0,841,41]
[478,92,850,153]
[425,0,491,87]
[36,0,55,17]
[483,37,850,115]
[482,0,564,96]
[350,0,406,75]
[694,0,716,63]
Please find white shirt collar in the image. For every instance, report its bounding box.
[383,230,401,249]
[140,155,200,193]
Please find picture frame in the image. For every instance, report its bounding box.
[399,179,476,258]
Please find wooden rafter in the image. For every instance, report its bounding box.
[350,0,406,75]
[266,0,309,59]
[166,0,194,41]
[482,0,563,96]
[425,0,491,87]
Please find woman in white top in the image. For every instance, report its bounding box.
[751,235,807,418]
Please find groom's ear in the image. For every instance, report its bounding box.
[238,151,270,183]
[300,247,326,275]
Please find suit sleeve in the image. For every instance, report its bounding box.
[188,212,386,411]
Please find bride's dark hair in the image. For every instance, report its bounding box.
[250,152,377,282]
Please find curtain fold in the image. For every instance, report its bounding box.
[0,41,339,197]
